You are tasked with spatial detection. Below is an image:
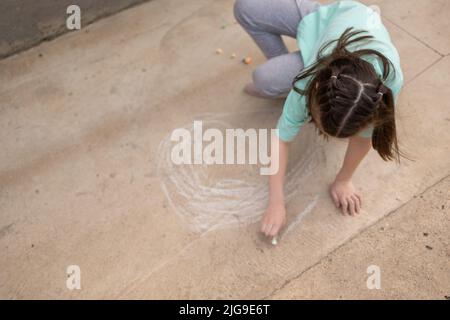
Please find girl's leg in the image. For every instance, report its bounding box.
[234,0,320,59]
[252,51,304,97]
[234,0,320,97]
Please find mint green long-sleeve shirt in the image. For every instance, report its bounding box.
[277,0,404,142]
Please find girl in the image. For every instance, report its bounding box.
[234,0,404,237]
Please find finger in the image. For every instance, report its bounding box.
[356,193,362,206]
[268,224,279,237]
[351,195,360,214]
[260,220,266,234]
[331,191,340,208]
[266,224,274,237]
[267,224,277,237]
[261,222,270,236]
[341,198,348,215]
[352,195,361,214]
[348,197,356,216]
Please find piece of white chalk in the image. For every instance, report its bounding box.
[271,237,278,246]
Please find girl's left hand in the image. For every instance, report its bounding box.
[329,179,362,216]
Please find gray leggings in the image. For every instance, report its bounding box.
[234,0,320,96]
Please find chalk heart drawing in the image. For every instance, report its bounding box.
[157,113,325,233]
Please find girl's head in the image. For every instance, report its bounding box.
[293,28,400,162]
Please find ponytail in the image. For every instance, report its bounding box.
[371,84,399,161]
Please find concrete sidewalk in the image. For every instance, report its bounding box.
[0,0,449,299]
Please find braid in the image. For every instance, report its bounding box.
[336,74,368,137]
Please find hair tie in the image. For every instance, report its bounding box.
[377,92,383,97]
[331,75,338,80]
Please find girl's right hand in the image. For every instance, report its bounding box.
[260,203,286,237]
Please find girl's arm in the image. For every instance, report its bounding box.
[330,135,372,215]
[261,136,289,237]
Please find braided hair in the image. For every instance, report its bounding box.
[293,28,403,162]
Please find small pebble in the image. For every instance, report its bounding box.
[230,53,236,59]
[242,57,253,65]
[215,48,223,54]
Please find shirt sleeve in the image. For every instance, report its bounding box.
[358,125,374,138]
[387,64,404,103]
[276,89,309,142]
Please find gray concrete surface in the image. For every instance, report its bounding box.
[270,176,450,300]
[0,0,150,58]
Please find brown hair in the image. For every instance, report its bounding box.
[293,28,403,162]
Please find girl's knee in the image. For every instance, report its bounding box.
[253,66,278,97]
[233,0,257,26]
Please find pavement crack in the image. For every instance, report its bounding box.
[406,56,444,85]
[384,17,445,57]
[262,173,450,300]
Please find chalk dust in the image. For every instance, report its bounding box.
[157,112,326,233]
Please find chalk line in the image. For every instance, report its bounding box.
[156,112,324,233]
[281,195,319,240]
